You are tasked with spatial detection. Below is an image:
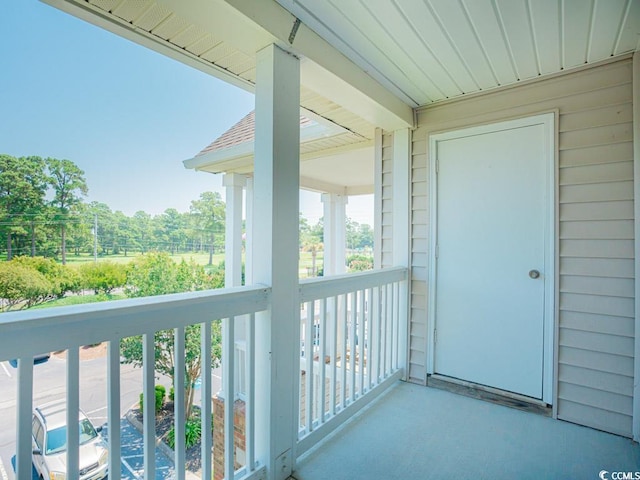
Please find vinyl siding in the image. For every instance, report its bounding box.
[409,57,634,437]
[381,133,394,268]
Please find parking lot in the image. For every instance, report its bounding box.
[0,354,177,480]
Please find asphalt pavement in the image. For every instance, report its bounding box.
[0,355,177,480]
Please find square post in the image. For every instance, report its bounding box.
[392,128,411,380]
[321,193,348,276]
[224,173,247,288]
[253,44,300,480]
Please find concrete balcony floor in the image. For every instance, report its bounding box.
[292,382,640,480]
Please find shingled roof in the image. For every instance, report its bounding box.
[195,110,315,157]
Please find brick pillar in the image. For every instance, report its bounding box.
[213,395,246,480]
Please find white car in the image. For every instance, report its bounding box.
[31,400,108,480]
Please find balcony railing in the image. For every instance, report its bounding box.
[0,267,407,480]
[297,267,407,455]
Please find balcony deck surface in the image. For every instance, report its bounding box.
[293,381,640,480]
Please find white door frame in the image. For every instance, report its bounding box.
[426,113,556,405]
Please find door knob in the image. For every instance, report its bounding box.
[529,270,540,279]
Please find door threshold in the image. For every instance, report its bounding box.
[428,375,552,417]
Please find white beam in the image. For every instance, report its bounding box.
[300,176,346,196]
[224,173,247,288]
[223,0,414,130]
[253,44,300,480]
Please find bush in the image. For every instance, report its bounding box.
[347,254,374,272]
[11,256,80,298]
[139,385,166,414]
[169,386,174,403]
[79,261,127,294]
[0,263,51,310]
[167,418,202,449]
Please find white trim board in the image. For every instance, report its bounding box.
[426,113,556,405]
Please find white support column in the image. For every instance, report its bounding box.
[321,193,348,276]
[253,44,300,480]
[373,128,383,269]
[392,128,411,380]
[224,173,246,288]
[245,176,254,285]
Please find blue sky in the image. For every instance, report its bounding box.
[0,1,372,225]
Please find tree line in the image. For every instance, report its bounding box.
[0,154,227,263]
[1,153,374,264]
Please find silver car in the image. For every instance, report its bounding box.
[31,400,108,480]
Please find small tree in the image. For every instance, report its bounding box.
[121,252,222,419]
[301,233,323,277]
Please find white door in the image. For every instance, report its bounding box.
[431,116,554,401]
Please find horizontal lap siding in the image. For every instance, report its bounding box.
[411,58,634,436]
[557,60,634,436]
[410,134,428,383]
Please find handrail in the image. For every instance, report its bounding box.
[0,284,270,361]
[299,267,407,302]
[297,266,408,456]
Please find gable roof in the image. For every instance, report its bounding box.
[195,110,314,158]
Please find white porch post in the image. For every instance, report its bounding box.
[392,128,411,379]
[253,44,300,479]
[321,193,348,276]
[245,176,254,285]
[373,128,383,269]
[224,173,246,288]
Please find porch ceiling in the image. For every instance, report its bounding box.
[43,0,639,139]
[279,0,640,107]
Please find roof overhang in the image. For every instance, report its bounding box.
[42,0,414,133]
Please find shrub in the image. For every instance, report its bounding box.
[79,261,127,294]
[167,418,202,449]
[139,385,166,414]
[169,386,174,403]
[347,254,374,272]
[0,263,51,310]
[11,256,80,298]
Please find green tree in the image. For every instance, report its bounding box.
[346,218,374,251]
[301,232,323,277]
[121,252,222,419]
[189,192,225,265]
[46,158,88,264]
[0,155,48,260]
[132,210,153,253]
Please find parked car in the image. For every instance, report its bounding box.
[33,352,50,362]
[31,400,108,480]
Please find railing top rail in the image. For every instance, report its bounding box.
[0,284,270,361]
[299,267,407,303]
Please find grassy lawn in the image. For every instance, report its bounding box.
[65,251,326,278]
[64,252,227,267]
